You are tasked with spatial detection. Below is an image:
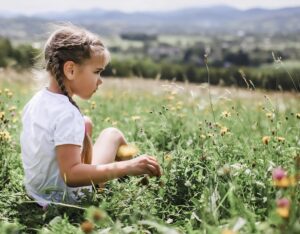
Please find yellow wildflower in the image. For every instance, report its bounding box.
[200,134,206,139]
[276,137,285,143]
[90,101,96,110]
[0,130,12,142]
[273,176,290,188]
[220,127,229,136]
[8,106,17,112]
[266,112,274,119]
[117,144,139,160]
[164,154,173,163]
[7,92,13,98]
[296,113,300,119]
[262,136,270,145]
[276,207,289,218]
[131,116,141,121]
[221,111,231,118]
[0,111,5,119]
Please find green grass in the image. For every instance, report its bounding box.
[0,76,300,234]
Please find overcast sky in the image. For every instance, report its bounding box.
[1,0,300,14]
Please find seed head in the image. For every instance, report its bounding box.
[80,221,94,233]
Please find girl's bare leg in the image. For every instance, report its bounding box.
[92,127,127,165]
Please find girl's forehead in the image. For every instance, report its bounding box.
[86,52,109,68]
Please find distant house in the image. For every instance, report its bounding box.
[147,43,182,60]
[120,33,157,41]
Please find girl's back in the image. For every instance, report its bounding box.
[21,88,86,206]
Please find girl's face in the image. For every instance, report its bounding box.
[70,53,105,99]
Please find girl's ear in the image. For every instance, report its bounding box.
[63,61,76,81]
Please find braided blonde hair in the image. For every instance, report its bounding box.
[44,25,110,164]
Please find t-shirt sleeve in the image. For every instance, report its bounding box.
[53,111,85,147]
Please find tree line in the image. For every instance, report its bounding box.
[0,37,299,91]
[0,37,39,69]
[102,58,300,91]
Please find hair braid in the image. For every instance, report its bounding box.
[51,54,80,109]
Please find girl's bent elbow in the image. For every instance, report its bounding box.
[60,171,80,187]
[61,174,78,187]
[60,163,82,187]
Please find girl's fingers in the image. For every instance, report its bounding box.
[146,164,157,176]
[146,161,161,177]
[137,154,162,176]
[146,156,162,176]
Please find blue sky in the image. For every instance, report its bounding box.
[1,0,300,14]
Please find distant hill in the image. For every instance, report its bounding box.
[1,5,300,41]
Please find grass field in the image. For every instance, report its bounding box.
[0,73,299,233]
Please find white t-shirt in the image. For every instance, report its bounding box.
[20,88,91,207]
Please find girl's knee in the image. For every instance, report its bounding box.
[100,127,125,144]
[84,116,93,137]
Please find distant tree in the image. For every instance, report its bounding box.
[224,49,250,66]
[12,44,39,69]
[182,46,205,65]
[0,38,14,67]
[120,33,157,41]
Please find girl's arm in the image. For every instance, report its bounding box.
[56,144,161,187]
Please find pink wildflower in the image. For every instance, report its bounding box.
[272,167,286,180]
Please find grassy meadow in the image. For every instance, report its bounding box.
[0,71,300,233]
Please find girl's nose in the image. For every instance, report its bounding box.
[97,77,103,86]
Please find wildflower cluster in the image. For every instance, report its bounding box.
[262,136,285,145]
[0,87,19,190]
[0,88,17,145]
[0,130,11,142]
[271,164,299,230]
[272,167,296,188]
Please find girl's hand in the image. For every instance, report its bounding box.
[125,155,162,177]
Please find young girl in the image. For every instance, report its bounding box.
[20,25,162,207]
